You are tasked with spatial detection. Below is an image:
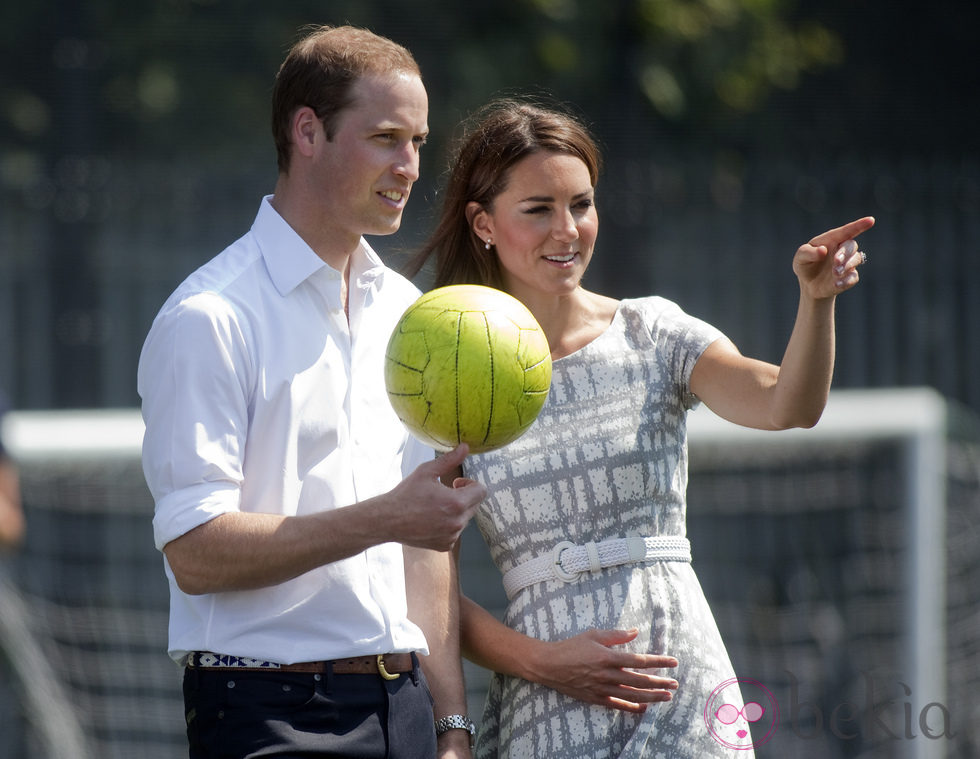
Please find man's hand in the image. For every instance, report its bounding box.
[385,444,485,552]
[163,444,485,594]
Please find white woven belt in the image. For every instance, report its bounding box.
[501,536,692,600]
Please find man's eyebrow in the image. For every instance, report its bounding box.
[373,121,429,135]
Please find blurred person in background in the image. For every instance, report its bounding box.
[0,389,24,552]
[138,25,483,759]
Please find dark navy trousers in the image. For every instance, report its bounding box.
[182,656,437,758]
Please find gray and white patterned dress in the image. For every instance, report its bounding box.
[463,297,755,758]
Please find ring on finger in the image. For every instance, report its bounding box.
[859,250,868,265]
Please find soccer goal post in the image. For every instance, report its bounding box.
[686,387,955,759]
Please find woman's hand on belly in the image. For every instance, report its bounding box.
[525,627,679,713]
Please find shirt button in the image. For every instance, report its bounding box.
[227,680,235,689]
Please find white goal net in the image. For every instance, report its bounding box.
[683,387,976,759]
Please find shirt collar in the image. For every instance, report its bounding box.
[252,195,387,296]
[349,236,386,291]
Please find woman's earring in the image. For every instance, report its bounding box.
[485,239,492,250]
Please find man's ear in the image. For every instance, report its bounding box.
[466,201,492,242]
[291,106,321,159]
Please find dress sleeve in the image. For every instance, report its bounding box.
[635,296,725,410]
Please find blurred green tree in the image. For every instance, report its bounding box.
[1,0,846,169]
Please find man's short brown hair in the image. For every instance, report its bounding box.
[271,25,421,173]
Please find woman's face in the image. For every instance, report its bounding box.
[472,150,598,300]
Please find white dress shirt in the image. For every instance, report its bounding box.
[138,196,433,665]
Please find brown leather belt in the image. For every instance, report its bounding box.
[188,652,414,678]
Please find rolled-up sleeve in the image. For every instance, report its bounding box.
[139,292,252,550]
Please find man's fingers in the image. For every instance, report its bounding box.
[429,443,470,476]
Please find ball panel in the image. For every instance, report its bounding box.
[401,309,465,451]
[454,311,495,448]
[384,329,429,397]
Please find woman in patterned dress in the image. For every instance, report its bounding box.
[410,99,872,757]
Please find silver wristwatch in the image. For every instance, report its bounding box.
[434,714,476,745]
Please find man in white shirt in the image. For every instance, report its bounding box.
[138,26,484,758]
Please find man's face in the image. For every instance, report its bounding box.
[312,71,429,247]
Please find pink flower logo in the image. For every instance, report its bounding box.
[704,678,779,750]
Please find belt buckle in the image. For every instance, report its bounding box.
[551,540,579,583]
[376,654,400,680]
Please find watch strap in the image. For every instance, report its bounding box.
[434,714,475,741]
